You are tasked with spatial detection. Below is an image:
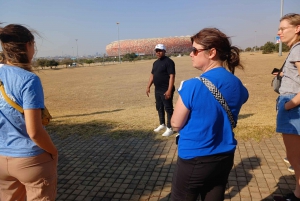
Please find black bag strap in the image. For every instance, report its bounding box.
[276,59,287,80]
[197,77,236,129]
[277,43,300,79]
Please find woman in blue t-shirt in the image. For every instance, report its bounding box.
[170,28,248,201]
[275,13,300,201]
[0,24,58,200]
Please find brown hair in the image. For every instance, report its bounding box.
[280,13,300,47]
[191,28,243,74]
[0,51,5,64]
[0,24,35,71]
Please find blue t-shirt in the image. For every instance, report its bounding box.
[177,67,248,159]
[0,64,45,157]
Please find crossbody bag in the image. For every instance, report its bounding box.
[0,79,52,126]
[197,77,236,129]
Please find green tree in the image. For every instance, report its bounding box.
[274,43,289,52]
[60,58,73,68]
[46,59,59,69]
[123,53,137,62]
[245,47,252,52]
[36,58,47,69]
[262,41,275,54]
[85,59,94,66]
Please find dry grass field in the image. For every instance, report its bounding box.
[37,52,287,141]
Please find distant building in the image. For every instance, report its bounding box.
[106,36,191,57]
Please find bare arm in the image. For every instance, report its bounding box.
[285,62,300,110]
[164,74,175,99]
[171,96,190,132]
[24,109,58,157]
[146,74,154,97]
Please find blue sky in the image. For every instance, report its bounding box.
[1,0,299,57]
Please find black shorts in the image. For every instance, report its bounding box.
[171,153,234,201]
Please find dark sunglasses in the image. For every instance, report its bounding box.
[192,47,207,56]
[155,49,163,53]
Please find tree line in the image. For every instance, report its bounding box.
[33,41,289,69]
[243,41,289,54]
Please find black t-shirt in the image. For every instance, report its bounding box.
[151,56,175,92]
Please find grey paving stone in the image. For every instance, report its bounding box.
[51,134,295,200]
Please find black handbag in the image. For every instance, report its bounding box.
[271,60,286,94]
[271,74,282,94]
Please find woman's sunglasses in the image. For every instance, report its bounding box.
[192,47,207,56]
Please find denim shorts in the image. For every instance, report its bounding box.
[276,94,300,134]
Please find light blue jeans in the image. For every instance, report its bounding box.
[276,94,300,134]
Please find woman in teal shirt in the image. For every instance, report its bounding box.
[0,24,58,201]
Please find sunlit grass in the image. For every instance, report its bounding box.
[38,52,287,142]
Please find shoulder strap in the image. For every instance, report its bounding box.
[0,80,24,113]
[278,46,296,76]
[197,77,236,129]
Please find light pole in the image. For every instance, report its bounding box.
[75,39,78,58]
[116,22,121,63]
[255,31,257,52]
[279,0,284,56]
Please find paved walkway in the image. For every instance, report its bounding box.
[52,134,294,201]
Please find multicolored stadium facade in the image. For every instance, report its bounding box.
[106,36,192,57]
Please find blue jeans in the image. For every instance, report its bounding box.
[276,94,300,134]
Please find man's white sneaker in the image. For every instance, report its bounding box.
[154,124,166,132]
[288,166,295,173]
[162,127,173,137]
[283,157,290,164]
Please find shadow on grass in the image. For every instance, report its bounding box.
[47,118,153,139]
[54,109,124,119]
[51,120,175,201]
[238,113,254,120]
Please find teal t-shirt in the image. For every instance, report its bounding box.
[0,64,45,157]
[177,67,248,159]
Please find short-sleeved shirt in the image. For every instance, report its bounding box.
[151,56,175,93]
[280,42,300,94]
[0,64,45,157]
[177,67,248,159]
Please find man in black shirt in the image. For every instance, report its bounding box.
[146,44,175,137]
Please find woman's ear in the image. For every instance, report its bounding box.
[296,25,300,34]
[208,48,217,59]
[25,42,31,51]
[26,41,35,61]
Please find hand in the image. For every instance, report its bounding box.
[146,87,150,97]
[164,91,171,100]
[285,101,295,110]
[280,72,284,77]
